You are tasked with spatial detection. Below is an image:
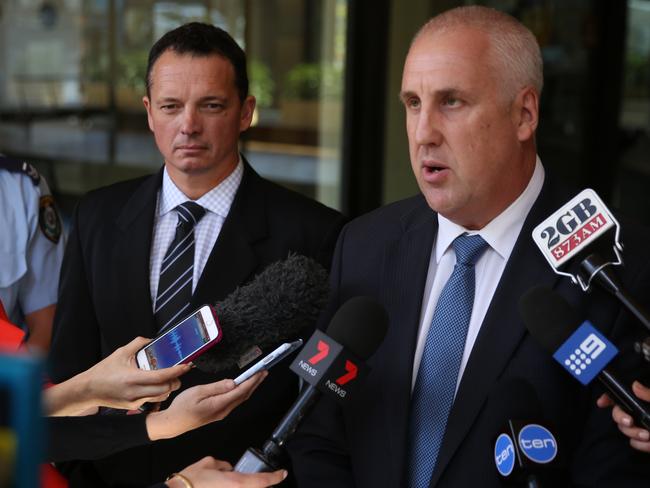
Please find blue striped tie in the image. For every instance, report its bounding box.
[407,233,489,488]
[154,201,206,332]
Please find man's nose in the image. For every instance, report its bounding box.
[180,107,202,135]
[414,107,443,147]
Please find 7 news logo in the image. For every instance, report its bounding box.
[307,340,359,387]
[552,322,618,385]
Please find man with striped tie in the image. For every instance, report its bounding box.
[48,23,344,487]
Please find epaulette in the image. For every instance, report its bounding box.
[0,154,40,186]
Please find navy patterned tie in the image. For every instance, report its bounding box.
[407,233,489,488]
[154,202,206,332]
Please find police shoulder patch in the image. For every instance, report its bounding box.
[39,195,62,244]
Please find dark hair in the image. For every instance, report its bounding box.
[145,22,248,101]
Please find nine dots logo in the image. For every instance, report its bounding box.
[553,322,618,385]
[564,344,595,376]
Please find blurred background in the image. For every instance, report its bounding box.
[0,0,649,225]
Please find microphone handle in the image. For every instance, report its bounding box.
[613,287,650,334]
[581,255,650,333]
[526,474,542,488]
[599,369,650,430]
[269,385,321,447]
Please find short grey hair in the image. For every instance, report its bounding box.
[413,6,543,100]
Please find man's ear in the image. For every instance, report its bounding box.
[514,87,539,142]
[240,95,256,132]
[143,96,155,133]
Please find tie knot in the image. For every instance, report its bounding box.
[176,201,206,230]
[452,233,488,266]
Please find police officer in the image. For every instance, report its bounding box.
[0,154,65,351]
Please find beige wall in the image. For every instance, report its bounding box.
[381,0,461,204]
[381,0,426,204]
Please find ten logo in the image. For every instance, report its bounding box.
[494,433,515,476]
[518,424,557,464]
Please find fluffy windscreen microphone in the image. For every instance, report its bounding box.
[194,254,330,374]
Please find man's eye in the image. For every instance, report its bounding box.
[160,104,178,111]
[443,97,460,107]
[406,98,421,110]
[204,103,225,111]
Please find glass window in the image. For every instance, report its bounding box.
[0,0,347,215]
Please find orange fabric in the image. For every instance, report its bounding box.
[41,464,68,488]
[0,300,24,350]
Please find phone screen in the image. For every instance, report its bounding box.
[143,311,211,369]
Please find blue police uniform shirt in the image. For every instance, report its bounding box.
[0,157,65,325]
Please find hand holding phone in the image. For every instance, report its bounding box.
[234,340,303,386]
[136,305,222,370]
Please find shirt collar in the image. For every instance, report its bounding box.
[158,156,244,218]
[435,156,545,263]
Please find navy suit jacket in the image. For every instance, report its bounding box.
[48,161,345,486]
[288,175,650,487]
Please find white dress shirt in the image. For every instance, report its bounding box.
[149,159,243,309]
[412,157,545,393]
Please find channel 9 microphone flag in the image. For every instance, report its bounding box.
[519,286,650,430]
[531,188,650,333]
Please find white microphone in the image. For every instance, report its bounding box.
[532,188,650,333]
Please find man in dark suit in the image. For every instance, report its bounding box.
[48,23,344,486]
[288,6,650,487]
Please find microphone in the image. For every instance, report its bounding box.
[491,378,563,488]
[531,188,650,333]
[519,286,650,430]
[234,296,389,473]
[192,254,330,373]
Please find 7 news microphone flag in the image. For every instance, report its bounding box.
[234,296,388,474]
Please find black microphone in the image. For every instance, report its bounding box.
[531,189,650,333]
[234,296,389,473]
[519,286,650,430]
[193,254,330,373]
[491,378,563,488]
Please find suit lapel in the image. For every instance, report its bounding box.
[114,170,162,339]
[376,198,437,486]
[191,161,266,307]
[428,178,563,487]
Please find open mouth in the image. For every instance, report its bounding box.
[423,163,447,173]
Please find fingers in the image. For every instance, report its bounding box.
[123,378,181,405]
[230,469,288,487]
[137,363,191,385]
[629,438,650,452]
[611,404,650,441]
[121,336,152,354]
[235,371,267,397]
[596,393,613,408]
[632,381,650,402]
[215,372,266,407]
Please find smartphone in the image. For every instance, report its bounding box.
[234,339,303,385]
[136,305,222,370]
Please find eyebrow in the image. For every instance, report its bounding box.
[156,95,228,103]
[398,90,417,103]
[398,87,466,103]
